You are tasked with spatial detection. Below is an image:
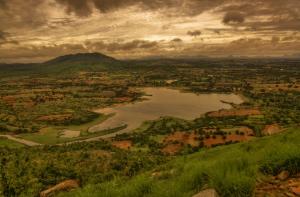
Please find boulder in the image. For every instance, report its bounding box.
[40,179,79,197]
[193,189,219,197]
[262,124,281,136]
[277,171,290,181]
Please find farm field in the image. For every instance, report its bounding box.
[0,55,299,197]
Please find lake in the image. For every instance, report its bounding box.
[89,87,243,135]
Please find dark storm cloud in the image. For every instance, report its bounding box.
[223,11,245,24]
[0,31,7,41]
[1,0,300,31]
[1,0,300,62]
[0,0,6,7]
[55,0,180,16]
[187,30,201,37]
[47,18,76,29]
[54,0,227,17]
[271,36,280,45]
[109,40,159,51]
[281,35,300,42]
[55,0,92,17]
[218,0,300,31]
[171,38,183,42]
[89,40,159,51]
[0,0,47,30]
[2,0,300,32]
[0,30,18,45]
[213,30,221,34]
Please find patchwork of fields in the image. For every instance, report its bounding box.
[0,56,300,197]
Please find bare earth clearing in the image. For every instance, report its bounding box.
[207,108,261,117]
[161,131,254,154]
[112,140,132,150]
[0,135,41,146]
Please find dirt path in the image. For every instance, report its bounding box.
[0,130,125,147]
[0,135,41,146]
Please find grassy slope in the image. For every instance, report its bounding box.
[0,138,25,148]
[59,127,300,197]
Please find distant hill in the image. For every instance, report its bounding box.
[45,52,118,65]
[0,53,125,76]
[41,52,123,74]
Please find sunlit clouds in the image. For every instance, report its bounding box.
[0,0,300,62]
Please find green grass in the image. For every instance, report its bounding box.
[19,127,64,144]
[0,137,25,148]
[19,114,115,145]
[133,121,153,132]
[59,127,300,197]
[149,135,165,143]
[67,114,113,133]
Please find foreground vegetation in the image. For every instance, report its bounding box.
[1,127,300,197]
[0,141,167,197]
[60,127,300,197]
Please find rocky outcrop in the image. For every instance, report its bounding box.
[256,173,300,196]
[193,189,219,197]
[262,124,282,135]
[277,171,290,181]
[40,179,79,197]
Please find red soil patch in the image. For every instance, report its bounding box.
[164,132,199,147]
[203,136,224,147]
[227,134,253,142]
[115,97,132,102]
[207,108,261,117]
[36,114,72,121]
[22,101,35,108]
[262,124,282,135]
[162,132,199,155]
[256,83,300,92]
[2,96,16,101]
[112,140,132,150]
[204,134,253,147]
[162,131,254,153]
[161,143,183,155]
[1,96,16,105]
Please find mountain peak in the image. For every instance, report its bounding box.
[45,52,118,65]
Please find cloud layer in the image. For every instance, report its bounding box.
[0,0,300,62]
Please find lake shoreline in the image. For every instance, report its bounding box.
[90,87,244,135]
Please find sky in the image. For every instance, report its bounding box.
[0,0,300,63]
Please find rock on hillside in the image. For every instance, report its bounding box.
[193,189,219,197]
[40,179,79,197]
